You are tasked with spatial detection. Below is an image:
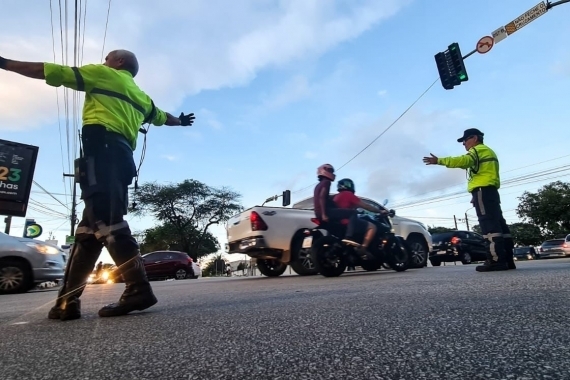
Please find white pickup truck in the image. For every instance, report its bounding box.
[225,195,433,277]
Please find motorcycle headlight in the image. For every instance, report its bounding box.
[102,271,109,281]
[26,242,60,255]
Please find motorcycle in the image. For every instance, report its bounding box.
[307,202,410,277]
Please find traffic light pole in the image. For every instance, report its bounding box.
[547,0,570,9]
[435,0,569,90]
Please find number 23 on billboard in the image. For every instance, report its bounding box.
[0,166,22,182]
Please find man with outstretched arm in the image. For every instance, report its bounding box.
[422,128,515,273]
[0,49,196,320]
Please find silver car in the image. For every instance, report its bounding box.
[0,232,66,294]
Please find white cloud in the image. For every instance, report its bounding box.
[199,108,223,130]
[161,154,179,162]
[0,0,410,130]
[305,106,474,202]
[377,89,388,97]
[304,151,318,159]
[184,130,203,141]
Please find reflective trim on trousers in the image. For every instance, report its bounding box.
[477,190,486,215]
[94,220,130,240]
[75,226,95,235]
[484,232,503,261]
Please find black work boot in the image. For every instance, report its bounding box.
[47,239,102,321]
[476,259,508,272]
[504,238,516,269]
[98,254,157,318]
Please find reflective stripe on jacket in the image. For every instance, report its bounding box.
[437,143,500,192]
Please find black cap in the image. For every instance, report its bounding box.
[457,128,484,143]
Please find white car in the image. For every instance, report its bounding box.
[226,195,432,277]
[0,232,66,294]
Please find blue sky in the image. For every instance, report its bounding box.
[1,0,568,264]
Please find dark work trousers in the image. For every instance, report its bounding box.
[318,208,355,237]
[471,186,514,264]
[55,125,150,306]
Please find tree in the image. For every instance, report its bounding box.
[130,179,244,260]
[201,253,228,277]
[472,224,482,234]
[508,222,543,246]
[428,226,455,234]
[138,222,219,258]
[517,181,570,238]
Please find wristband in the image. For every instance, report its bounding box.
[0,57,7,69]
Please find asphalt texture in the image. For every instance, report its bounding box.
[1,259,570,380]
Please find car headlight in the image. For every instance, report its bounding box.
[26,242,60,255]
[102,271,109,281]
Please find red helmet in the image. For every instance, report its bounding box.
[317,163,335,181]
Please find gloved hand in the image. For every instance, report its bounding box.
[179,112,196,127]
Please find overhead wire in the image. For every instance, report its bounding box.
[292,77,441,195]
[32,181,70,210]
[100,0,112,62]
[49,0,69,209]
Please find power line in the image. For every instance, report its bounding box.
[292,78,440,195]
[32,180,70,210]
[49,0,70,209]
[100,0,112,62]
[394,169,570,211]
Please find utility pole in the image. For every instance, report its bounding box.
[465,213,470,231]
[453,215,458,230]
[63,173,77,237]
[4,215,12,234]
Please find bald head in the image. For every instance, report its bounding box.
[103,49,139,77]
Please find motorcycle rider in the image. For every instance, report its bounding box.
[313,164,355,225]
[333,178,387,260]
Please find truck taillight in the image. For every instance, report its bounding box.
[451,237,461,245]
[250,211,268,231]
[310,218,321,226]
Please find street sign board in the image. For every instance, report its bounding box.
[491,26,508,44]
[476,36,494,54]
[506,1,548,36]
[0,139,39,217]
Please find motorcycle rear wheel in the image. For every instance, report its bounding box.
[311,235,347,277]
[387,236,410,272]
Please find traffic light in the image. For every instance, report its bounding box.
[434,42,469,90]
[282,190,291,207]
[448,42,468,83]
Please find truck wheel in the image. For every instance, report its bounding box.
[290,236,319,276]
[311,236,346,277]
[406,235,429,268]
[257,259,287,277]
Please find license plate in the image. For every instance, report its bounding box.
[302,236,313,249]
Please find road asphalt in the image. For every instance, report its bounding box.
[1,259,570,380]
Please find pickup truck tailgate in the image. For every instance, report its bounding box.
[227,211,254,243]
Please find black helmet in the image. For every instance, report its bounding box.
[337,178,355,193]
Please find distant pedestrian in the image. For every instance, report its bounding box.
[422,128,515,272]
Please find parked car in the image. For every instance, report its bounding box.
[537,239,570,259]
[142,250,197,280]
[513,246,537,261]
[429,230,488,266]
[0,232,66,294]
